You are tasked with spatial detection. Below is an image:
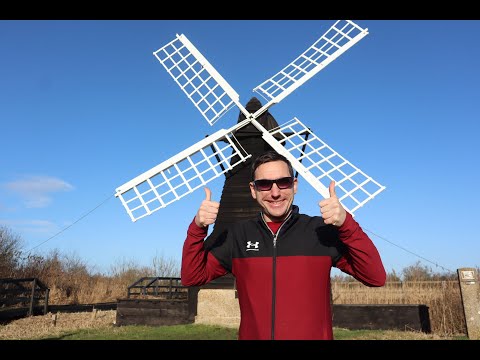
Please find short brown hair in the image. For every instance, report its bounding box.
[251,151,294,181]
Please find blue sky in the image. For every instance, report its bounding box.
[1,20,479,276]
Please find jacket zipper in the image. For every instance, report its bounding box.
[261,212,292,340]
[271,232,277,340]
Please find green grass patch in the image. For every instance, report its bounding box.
[36,324,468,340]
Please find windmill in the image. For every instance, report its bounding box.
[115,20,386,226]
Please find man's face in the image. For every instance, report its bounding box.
[249,160,297,222]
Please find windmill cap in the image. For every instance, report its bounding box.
[245,97,262,113]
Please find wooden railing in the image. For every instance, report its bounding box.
[127,277,187,299]
[0,278,50,316]
[127,274,236,300]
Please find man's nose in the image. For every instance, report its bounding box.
[270,183,282,195]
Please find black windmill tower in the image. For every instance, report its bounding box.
[204,97,281,248]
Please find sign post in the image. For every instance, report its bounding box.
[457,267,480,339]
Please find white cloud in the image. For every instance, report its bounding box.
[0,219,58,234]
[2,175,74,208]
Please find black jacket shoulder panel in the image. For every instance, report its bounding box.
[209,205,346,263]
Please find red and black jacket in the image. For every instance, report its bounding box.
[181,205,386,340]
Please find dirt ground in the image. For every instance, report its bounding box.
[0,310,116,340]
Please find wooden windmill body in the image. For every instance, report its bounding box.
[211,97,279,240]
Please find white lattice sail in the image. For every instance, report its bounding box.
[153,34,244,126]
[117,20,385,222]
[253,20,368,106]
[115,121,251,222]
[259,117,385,214]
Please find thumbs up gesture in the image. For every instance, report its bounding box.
[195,187,220,228]
[319,181,346,227]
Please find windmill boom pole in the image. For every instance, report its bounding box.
[249,119,330,199]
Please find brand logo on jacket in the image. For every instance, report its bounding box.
[246,241,259,251]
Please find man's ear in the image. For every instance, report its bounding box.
[249,182,257,200]
[293,177,298,195]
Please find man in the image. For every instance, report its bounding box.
[181,150,386,340]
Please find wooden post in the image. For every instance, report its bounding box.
[28,278,37,317]
[44,288,50,315]
[457,267,480,339]
[51,313,57,326]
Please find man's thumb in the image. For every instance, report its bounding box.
[204,187,212,201]
[329,180,336,198]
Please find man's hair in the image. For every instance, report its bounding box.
[251,151,294,181]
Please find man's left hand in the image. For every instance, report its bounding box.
[319,181,346,227]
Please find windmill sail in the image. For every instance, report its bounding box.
[153,20,369,128]
[252,117,385,214]
[116,20,385,222]
[252,20,368,114]
[153,34,248,126]
[115,121,251,222]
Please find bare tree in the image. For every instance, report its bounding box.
[151,252,180,277]
[402,261,434,281]
[108,257,153,282]
[0,225,24,278]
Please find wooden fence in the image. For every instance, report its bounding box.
[332,280,464,334]
[127,277,188,299]
[0,278,49,316]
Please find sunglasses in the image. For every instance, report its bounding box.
[253,177,294,191]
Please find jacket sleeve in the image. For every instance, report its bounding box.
[335,212,386,287]
[181,217,228,286]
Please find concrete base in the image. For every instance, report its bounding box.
[194,289,240,328]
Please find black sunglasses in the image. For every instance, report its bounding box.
[253,177,294,191]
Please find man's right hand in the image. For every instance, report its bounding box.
[194,187,220,228]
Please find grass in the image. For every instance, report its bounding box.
[38,324,468,340]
